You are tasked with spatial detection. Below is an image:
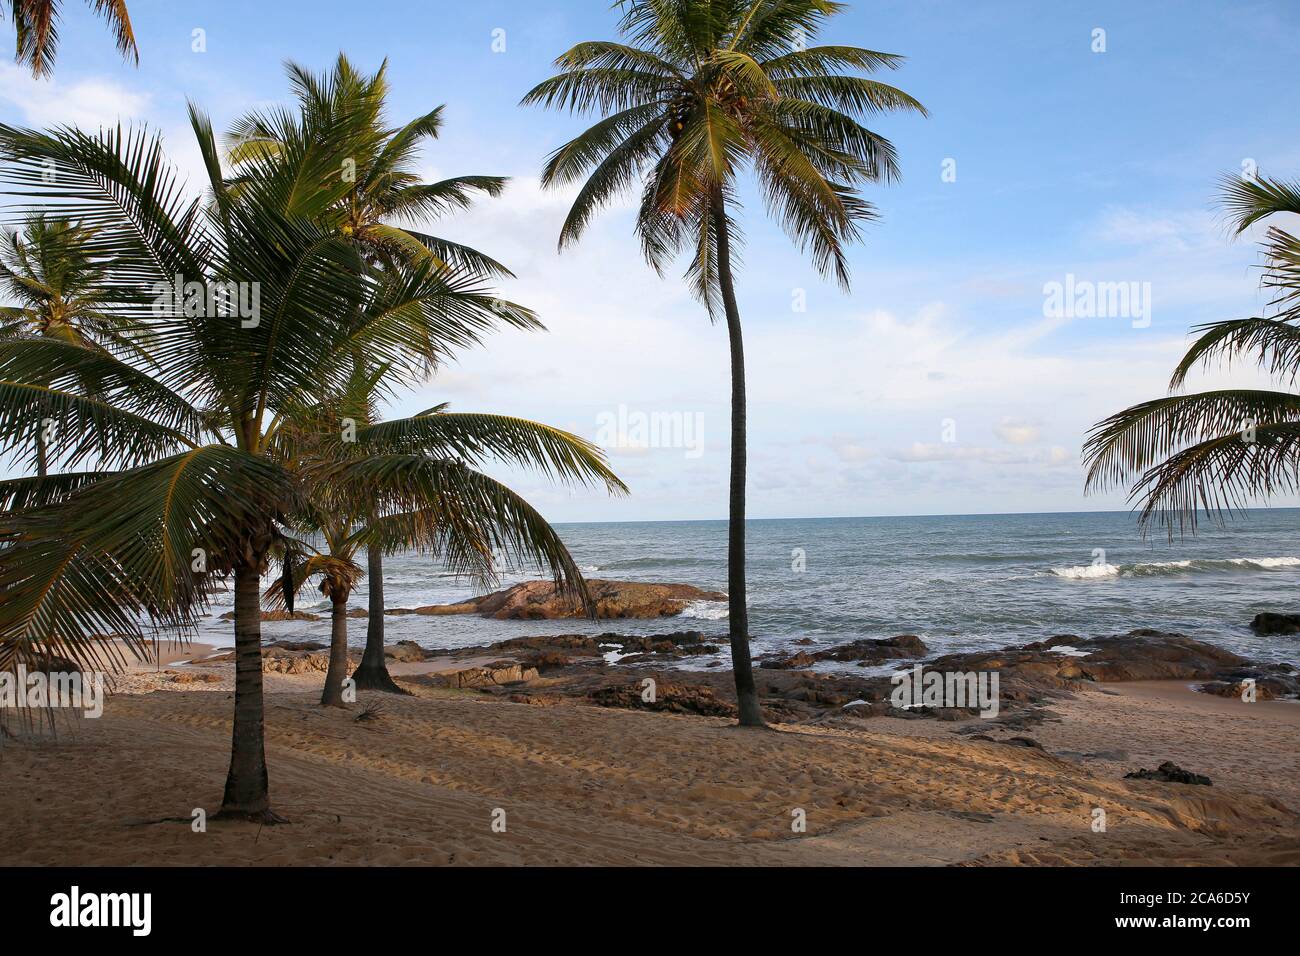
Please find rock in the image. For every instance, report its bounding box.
[440,661,539,688]
[265,640,326,651]
[1125,761,1212,786]
[588,680,737,718]
[1250,612,1300,635]
[410,579,728,620]
[219,610,320,622]
[346,608,369,619]
[521,650,572,670]
[383,641,426,663]
[204,645,353,675]
[761,634,928,669]
[760,650,819,670]
[927,630,1249,685]
[482,634,603,655]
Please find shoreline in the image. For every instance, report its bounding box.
[2,630,1297,867]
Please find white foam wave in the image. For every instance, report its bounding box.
[680,599,728,620]
[1050,563,1121,579]
[1049,556,1300,579]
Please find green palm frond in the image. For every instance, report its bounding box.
[1128,423,1300,533]
[327,453,590,606]
[0,469,107,510]
[1083,389,1300,493]
[1087,169,1300,533]
[526,0,921,305]
[1220,172,1300,235]
[0,338,206,469]
[1170,317,1300,388]
[0,446,294,670]
[8,0,138,77]
[356,410,628,492]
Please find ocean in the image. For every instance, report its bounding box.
[190,509,1300,668]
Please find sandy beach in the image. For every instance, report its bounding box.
[3,647,1297,867]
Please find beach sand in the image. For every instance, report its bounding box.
[2,649,1298,866]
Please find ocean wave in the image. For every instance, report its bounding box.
[601,557,713,570]
[1049,556,1300,580]
[680,599,728,620]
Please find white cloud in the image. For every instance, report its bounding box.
[0,62,150,130]
[995,418,1041,445]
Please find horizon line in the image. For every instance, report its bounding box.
[552,505,1300,526]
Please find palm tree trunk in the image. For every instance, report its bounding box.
[220,562,276,817]
[351,544,407,693]
[713,198,765,728]
[321,591,350,706]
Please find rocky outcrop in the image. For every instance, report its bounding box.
[383,640,427,663]
[219,610,320,622]
[437,661,539,689]
[1250,612,1300,635]
[407,579,727,620]
[936,630,1254,684]
[205,642,353,675]
[1125,761,1212,786]
[760,634,928,669]
[588,680,737,718]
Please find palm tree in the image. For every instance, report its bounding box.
[1084,172,1300,529]
[227,55,622,693]
[4,0,137,76]
[0,106,561,820]
[265,363,626,708]
[0,213,147,476]
[524,0,925,725]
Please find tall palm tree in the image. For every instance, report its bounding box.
[4,0,137,76]
[0,106,565,820]
[524,0,925,725]
[227,55,623,693]
[1084,172,1300,528]
[0,213,147,475]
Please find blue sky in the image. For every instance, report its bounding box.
[3,0,1299,522]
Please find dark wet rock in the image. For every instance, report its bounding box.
[409,579,727,620]
[418,627,1294,728]
[1125,761,1212,786]
[519,650,572,671]
[476,631,717,665]
[1250,612,1300,635]
[588,680,736,718]
[929,630,1255,686]
[480,634,603,656]
[760,634,927,669]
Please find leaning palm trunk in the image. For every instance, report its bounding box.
[351,544,406,693]
[221,562,273,817]
[321,590,350,706]
[714,201,763,726]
